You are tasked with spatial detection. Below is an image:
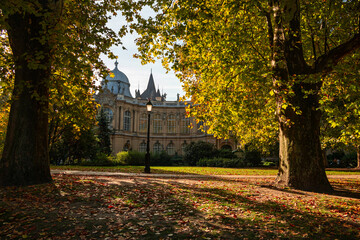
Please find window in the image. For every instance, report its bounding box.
[124,110,131,131]
[167,114,176,133]
[139,141,147,152]
[166,142,175,155]
[153,141,163,154]
[181,115,190,134]
[221,145,232,150]
[153,114,162,134]
[139,113,147,133]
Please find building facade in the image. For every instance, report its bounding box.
[96,61,235,155]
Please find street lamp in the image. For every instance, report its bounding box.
[144,99,153,173]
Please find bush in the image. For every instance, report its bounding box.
[116,150,180,166]
[327,150,357,168]
[216,149,236,159]
[150,151,172,166]
[244,150,262,167]
[183,141,216,166]
[117,151,145,166]
[170,155,185,166]
[197,158,246,168]
[341,152,357,168]
[81,152,120,166]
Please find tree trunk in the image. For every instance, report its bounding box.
[271,0,332,192]
[0,8,52,186]
[357,146,360,169]
[275,83,333,192]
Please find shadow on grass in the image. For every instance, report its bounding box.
[1,174,359,239]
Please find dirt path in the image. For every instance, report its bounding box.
[51,169,360,179]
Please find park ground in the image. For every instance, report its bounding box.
[1,167,360,239]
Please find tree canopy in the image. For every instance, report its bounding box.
[0,0,126,186]
[123,0,360,191]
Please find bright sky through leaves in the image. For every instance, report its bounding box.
[100,11,183,100]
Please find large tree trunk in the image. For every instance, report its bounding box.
[0,7,53,186]
[270,0,333,192]
[356,146,360,169]
[275,83,332,192]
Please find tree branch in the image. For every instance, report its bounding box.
[313,33,360,74]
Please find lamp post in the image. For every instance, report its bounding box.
[144,99,153,173]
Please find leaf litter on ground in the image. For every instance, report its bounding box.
[0,173,359,239]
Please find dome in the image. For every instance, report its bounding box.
[102,60,133,98]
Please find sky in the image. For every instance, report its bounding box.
[100,12,184,101]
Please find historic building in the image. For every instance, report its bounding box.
[96,61,235,155]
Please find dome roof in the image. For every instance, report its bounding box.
[102,60,133,98]
[105,60,130,83]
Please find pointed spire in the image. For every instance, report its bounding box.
[139,71,157,100]
[115,59,118,69]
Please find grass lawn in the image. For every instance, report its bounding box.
[1,172,359,239]
[51,165,360,175]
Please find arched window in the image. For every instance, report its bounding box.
[139,113,148,133]
[139,141,147,152]
[167,114,176,133]
[181,115,190,134]
[153,114,162,134]
[221,145,232,151]
[153,141,163,154]
[124,110,131,131]
[166,142,175,155]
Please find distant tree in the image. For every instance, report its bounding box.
[97,108,112,156]
[49,125,99,165]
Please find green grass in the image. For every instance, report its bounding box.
[51,165,360,175]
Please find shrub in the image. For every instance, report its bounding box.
[216,149,236,159]
[81,152,120,166]
[197,158,246,168]
[150,151,172,166]
[327,151,356,168]
[116,150,179,166]
[341,152,357,168]
[116,151,145,166]
[170,155,185,166]
[183,141,216,166]
[244,150,262,167]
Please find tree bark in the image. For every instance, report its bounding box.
[275,82,332,192]
[0,6,53,186]
[357,146,360,169]
[271,0,333,192]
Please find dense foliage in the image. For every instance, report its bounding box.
[97,108,113,156]
[121,0,360,191]
[183,141,217,166]
[0,0,127,185]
